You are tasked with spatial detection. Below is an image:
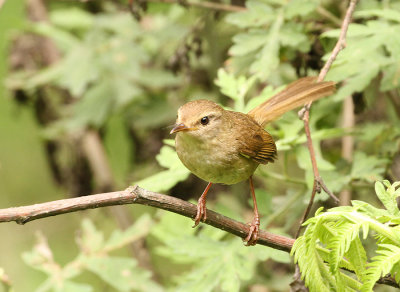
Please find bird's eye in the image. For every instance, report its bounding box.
[200,116,209,125]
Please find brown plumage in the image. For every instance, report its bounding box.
[170,77,336,245]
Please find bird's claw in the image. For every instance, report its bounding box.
[244,217,260,246]
[193,199,207,228]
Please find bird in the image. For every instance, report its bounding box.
[170,77,335,245]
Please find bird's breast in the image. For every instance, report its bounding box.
[175,132,258,185]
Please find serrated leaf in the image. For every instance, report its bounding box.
[156,145,184,170]
[153,212,288,292]
[229,30,269,56]
[104,214,153,251]
[57,46,98,96]
[375,181,400,216]
[250,13,283,79]
[225,1,275,28]
[279,23,310,52]
[135,167,190,193]
[80,219,104,253]
[84,256,161,292]
[71,81,113,127]
[350,152,386,182]
[346,237,367,278]
[284,0,318,19]
[361,244,400,291]
[321,24,372,38]
[328,221,362,273]
[381,61,400,91]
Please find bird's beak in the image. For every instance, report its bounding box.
[170,123,193,134]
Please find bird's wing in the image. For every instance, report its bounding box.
[227,111,277,164]
[238,129,277,164]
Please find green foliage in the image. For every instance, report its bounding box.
[22,215,161,292]
[226,0,315,80]
[324,8,400,100]
[292,181,400,291]
[7,7,183,131]
[151,212,289,292]
[3,0,400,291]
[134,141,190,192]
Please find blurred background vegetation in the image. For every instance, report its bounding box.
[0,0,399,291]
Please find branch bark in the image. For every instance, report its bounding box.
[0,186,294,252]
[0,186,398,288]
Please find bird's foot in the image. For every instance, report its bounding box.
[193,198,207,228]
[244,216,260,246]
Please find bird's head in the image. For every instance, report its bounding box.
[170,99,225,140]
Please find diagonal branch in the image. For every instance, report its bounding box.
[298,0,359,224]
[0,186,294,252]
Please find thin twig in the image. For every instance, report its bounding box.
[298,0,358,224]
[0,186,294,252]
[317,0,358,83]
[295,180,318,239]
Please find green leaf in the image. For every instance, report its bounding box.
[135,167,190,193]
[250,12,283,80]
[156,145,185,170]
[53,281,93,292]
[284,0,318,18]
[350,152,387,182]
[225,1,275,28]
[214,69,257,111]
[329,63,381,102]
[72,80,114,127]
[229,30,269,56]
[57,45,98,96]
[375,181,400,216]
[104,214,153,252]
[32,22,80,52]
[355,9,400,23]
[328,221,362,273]
[244,85,281,113]
[134,144,190,192]
[381,61,400,90]
[279,23,310,52]
[321,24,372,38]
[84,256,162,292]
[153,212,288,292]
[80,219,104,253]
[50,7,94,30]
[361,244,400,291]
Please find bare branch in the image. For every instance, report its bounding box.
[0,186,294,252]
[298,0,358,222]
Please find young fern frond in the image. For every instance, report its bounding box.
[293,181,400,291]
[292,221,331,291]
[361,244,400,291]
[328,220,363,273]
[345,237,367,278]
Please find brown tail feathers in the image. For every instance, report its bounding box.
[247,77,336,127]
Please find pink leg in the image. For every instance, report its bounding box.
[244,176,260,246]
[193,182,212,228]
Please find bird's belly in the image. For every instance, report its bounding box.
[176,135,258,185]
